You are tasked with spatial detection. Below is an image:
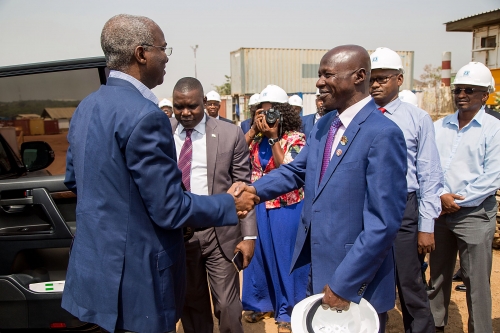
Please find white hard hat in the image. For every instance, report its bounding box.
[291,294,379,333]
[159,98,172,108]
[259,85,289,104]
[206,90,221,102]
[316,88,320,96]
[453,62,494,93]
[370,47,405,73]
[289,95,303,107]
[249,93,260,106]
[398,90,418,107]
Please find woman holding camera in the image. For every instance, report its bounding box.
[242,85,309,333]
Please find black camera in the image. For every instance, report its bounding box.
[264,108,281,125]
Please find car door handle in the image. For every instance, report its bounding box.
[0,197,34,206]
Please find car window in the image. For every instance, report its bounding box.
[0,141,11,174]
[0,68,102,175]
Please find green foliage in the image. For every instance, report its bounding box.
[213,75,231,95]
[494,92,500,111]
[0,100,80,119]
[420,64,442,88]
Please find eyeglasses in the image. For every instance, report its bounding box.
[142,44,172,56]
[451,87,488,95]
[369,74,398,85]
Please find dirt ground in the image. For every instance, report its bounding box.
[27,133,500,333]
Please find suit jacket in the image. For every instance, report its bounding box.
[218,115,234,124]
[253,99,407,313]
[170,117,257,260]
[301,113,316,138]
[62,77,238,333]
[240,118,252,134]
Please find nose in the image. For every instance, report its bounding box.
[316,77,325,89]
[181,108,191,116]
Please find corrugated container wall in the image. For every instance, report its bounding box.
[231,48,414,95]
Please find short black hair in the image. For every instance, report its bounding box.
[173,77,204,95]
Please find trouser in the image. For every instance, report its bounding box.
[428,195,497,333]
[394,192,435,333]
[181,228,243,333]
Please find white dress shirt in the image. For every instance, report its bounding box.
[108,70,159,104]
[174,115,208,196]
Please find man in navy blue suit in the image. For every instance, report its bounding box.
[62,14,258,333]
[235,45,407,333]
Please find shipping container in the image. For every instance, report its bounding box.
[14,119,30,136]
[44,119,59,135]
[29,118,44,135]
[230,48,415,95]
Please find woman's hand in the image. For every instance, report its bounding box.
[257,113,279,139]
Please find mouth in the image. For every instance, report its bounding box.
[370,90,383,96]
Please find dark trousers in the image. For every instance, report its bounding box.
[181,228,243,333]
[394,192,435,333]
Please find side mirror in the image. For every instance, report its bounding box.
[20,141,55,172]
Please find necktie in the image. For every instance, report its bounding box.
[319,116,342,183]
[378,107,386,113]
[178,129,193,191]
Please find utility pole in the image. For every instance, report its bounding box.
[191,45,198,78]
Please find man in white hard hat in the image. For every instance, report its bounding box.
[289,94,303,114]
[240,93,260,134]
[301,89,325,137]
[429,62,500,333]
[205,90,232,123]
[159,98,173,117]
[398,90,419,107]
[235,45,408,333]
[369,47,442,333]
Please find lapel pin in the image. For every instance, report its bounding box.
[211,134,217,138]
[340,136,348,145]
[336,149,342,156]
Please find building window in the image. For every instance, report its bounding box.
[481,36,497,48]
[302,64,320,78]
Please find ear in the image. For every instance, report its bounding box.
[481,92,489,104]
[134,45,148,65]
[203,96,207,105]
[354,68,367,85]
[397,73,404,87]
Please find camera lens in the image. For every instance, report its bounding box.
[265,108,280,124]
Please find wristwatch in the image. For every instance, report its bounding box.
[268,137,280,146]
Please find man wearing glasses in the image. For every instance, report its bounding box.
[369,47,442,333]
[429,62,500,333]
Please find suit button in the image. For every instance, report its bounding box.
[304,227,307,232]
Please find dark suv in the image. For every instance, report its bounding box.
[0,58,107,331]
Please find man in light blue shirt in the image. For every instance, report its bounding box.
[370,47,442,333]
[429,62,500,333]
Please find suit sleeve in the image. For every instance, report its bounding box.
[231,126,257,237]
[329,125,407,304]
[126,110,239,230]
[64,143,77,194]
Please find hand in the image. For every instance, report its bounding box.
[440,193,464,215]
[321,284,350,312]
[418,232,435,254]
[256,113,279,139]
[227,182,260,218]
[234,240,255,269]
[232,182,257,197]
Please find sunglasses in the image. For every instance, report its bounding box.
[452,87,488,95]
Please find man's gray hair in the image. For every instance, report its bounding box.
[101,14,156,71]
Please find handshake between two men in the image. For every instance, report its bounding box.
[228,182,259,218]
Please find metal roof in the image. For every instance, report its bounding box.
[445,8,500,32]
[42,107,76,119]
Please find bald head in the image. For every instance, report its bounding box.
[173,77,204,96]
[316,45,371,113]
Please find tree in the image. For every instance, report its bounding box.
[213,75,231,95]
[420,64,442,88]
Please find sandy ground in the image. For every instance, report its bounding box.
[27,133,500,333]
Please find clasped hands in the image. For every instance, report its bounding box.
[227,182,259,218]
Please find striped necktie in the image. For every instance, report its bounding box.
[178,129,193,191]
[319,116,342,183]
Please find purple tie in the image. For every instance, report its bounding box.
[319,116,342,183]
[178,129,193,191]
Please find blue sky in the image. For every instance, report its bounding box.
[0,0,497,99]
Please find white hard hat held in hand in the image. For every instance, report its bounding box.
[453,62,494,93]
[291,293,379,333]
[399,90,418,107]
[249,93,260,106]
[289,95,303,107]
[370,47,405,74]
[259,84,289,104]
[206,90,221,102]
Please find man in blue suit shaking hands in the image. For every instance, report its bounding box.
[234,45,407,333]
[62,14,258,333]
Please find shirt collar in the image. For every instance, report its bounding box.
[338,95,372,128]
[176,114,207,136]
[445,106,485,128]
[375,97,401,115]
[108,70,159,104]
